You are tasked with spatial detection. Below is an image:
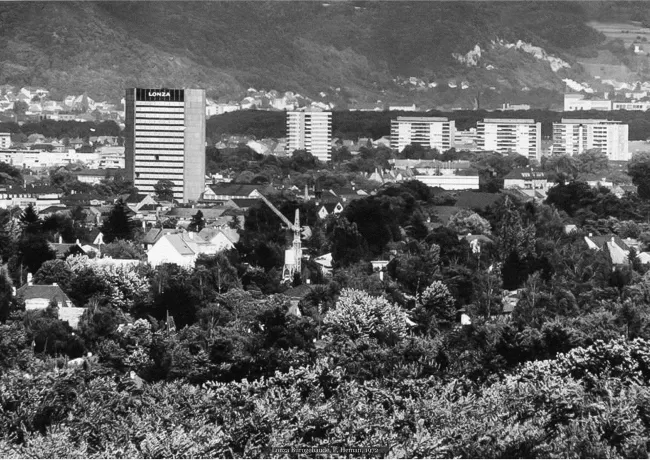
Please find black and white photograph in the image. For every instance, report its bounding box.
[3,0,650,458]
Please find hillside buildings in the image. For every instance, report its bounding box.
[124,88,206,202]
[476,118,541,161]
[390,116,455,152]
[552,119,630,161]
[286,108,332,162]
[564,93,650,112]
[564,93,613,111]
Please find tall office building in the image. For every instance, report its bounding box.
[390,117,455,152]
[124,88,205,202]
[477,118,541,162]
[552,119,629,161]
[286,108,332,162]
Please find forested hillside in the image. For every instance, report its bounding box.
[0,2,612,104]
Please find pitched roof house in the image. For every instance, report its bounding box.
[317,202,344,219]
[201,183,269,202]
[146,231,225,268]
[15,283,85,328]
[197,227,240,252]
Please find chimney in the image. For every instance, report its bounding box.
[188,232,194,240]
[52,283,57,286]
[27,273,33,286]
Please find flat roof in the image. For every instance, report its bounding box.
[394,116,449,122]
[559,119,622,124]
[481,118,537,124]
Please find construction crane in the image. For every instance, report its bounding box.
[259,194,302,281]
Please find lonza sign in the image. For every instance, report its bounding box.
[135,88,184,102]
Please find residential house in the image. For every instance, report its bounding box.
[317,202,344,219]
[0,185,62,210]
[582,233,650,266]
[197,227,240,252]
[146,231,223,268]
[123,192,159,212]
[167,207,227,227]
[48,240,87,259]
[503,169,548,191]
[72,168,121,185]
[225,198,260,211]
[141,228,178,250]
[15,282,85,328]
[201,183,270,202]
[313,253,333,277]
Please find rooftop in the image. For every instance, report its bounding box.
[16,284,73,306]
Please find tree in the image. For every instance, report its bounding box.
[19,204,41,234]
[495,197,536,260]
[577,148,609,174]
[17,235,56,278]
[154,179,175,202]
[628,152,650,199]
[12,101,28,119]
[101,199,135,243]
[324,288,411,345]
[0,264,14,322]
[188,211,205,232]
[194,253,241,295]
[448,209,491,235]
[412,281,456,334]
[33,259,74,291]
[387,242,441,296]
[329,217,370,267]
[101,240,145,260]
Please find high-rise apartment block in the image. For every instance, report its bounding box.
[477,118,541,162]
[390,117,455,152]
[0,133,10,149]
[124,88,205,202]
[286,109,332,162]
[552,119,629,161]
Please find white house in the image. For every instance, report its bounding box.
[198,227,240,252]
[316,202,344,219]
[147,231,222,268]
[15,282,85,329]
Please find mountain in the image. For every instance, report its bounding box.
[0,2,646,109]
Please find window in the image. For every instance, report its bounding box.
[155,155,160,161]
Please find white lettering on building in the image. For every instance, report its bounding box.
[148,91,171,97]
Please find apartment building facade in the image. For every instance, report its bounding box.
[286,109,332,162]
[390,116,455,152]
[477,118,541,161]
[552,119,630,161]
[124,88,206,202]
[0,133,10,149]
